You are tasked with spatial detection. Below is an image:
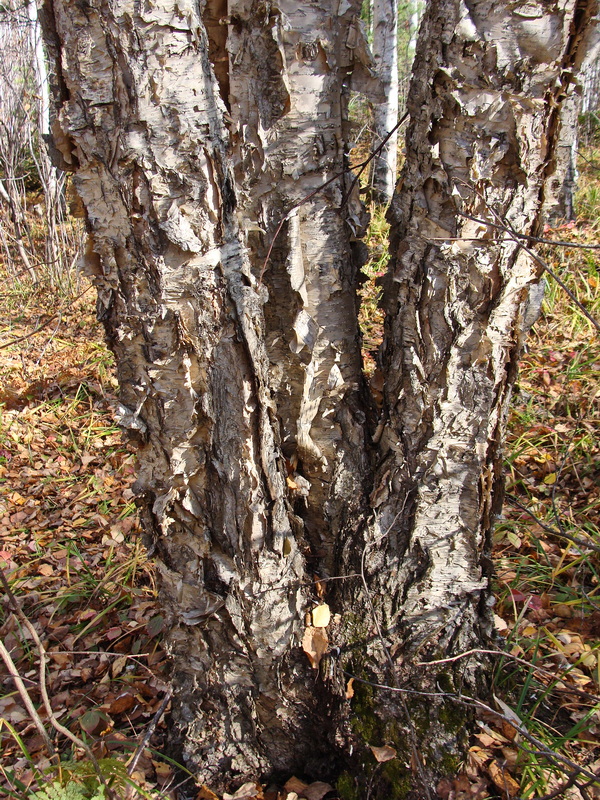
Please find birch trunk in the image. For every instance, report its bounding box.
[547,21,600,221]
[40,0,596,795]
[39,0,372,785]
[345,0,597,791]
[370,0,399,203]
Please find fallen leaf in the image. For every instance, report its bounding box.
[436,777,453,799]
[111,654,128,678]
[146,614,164,637]
[196,786,220,800]
[493,614,509,633]
[493,695,522,731]
[487,760,520,796]
[475,732,500,748]
[284,777,308,794]
[79,709,104,735]
[223,781,263,799]
[345,677,355,699]
[109,693,135,714]
[370,744,397,762]
[301,781,333,800]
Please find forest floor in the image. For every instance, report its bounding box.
[0,148,599,800]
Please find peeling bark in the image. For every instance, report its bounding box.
[40,0,373,785]
[340,0,598,787]
[40,0,597,795]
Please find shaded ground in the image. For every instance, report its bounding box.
[0,284,173,797]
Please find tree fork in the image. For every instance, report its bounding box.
[39,0,597,796]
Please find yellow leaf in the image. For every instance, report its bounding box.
[543,472,557,485]
[312,603,331,628]
[581,651,597,669]
[345,677,355,699]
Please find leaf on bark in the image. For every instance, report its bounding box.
[302,626,328,669]
[181,593,225,625]
[311,603,331,627]
[370,744,397,762]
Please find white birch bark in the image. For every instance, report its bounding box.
[342,0,598,789]
[39,0,372,786]
[547,18,600,220]
[370,0,399,203]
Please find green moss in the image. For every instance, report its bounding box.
[437,748,462,777]
[341,619,469,797]
[337,772,359,800]
[349,678,378,742]
[381,759,413,799]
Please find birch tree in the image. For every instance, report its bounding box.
[370,0,399,203]
[39,0,596,796]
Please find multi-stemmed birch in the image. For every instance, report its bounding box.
[40,0,596,794]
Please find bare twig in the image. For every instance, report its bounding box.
[529,769,592,800]
[449,185,600,334]
[260,113,408,281]
[505,494,600,554]
[577,149,600,172]
[0,284,92,350]
[452,210,600,250]
[341,670,600,787]
[340,111,409,208]
[512,238,600,334]
[0,312,59,349]
[0,567,110,795]
[417,646,600,705]
[126,686,172,777]
[0,636,55,754]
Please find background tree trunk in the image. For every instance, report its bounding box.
[370,0,399,203]
[547,20,600,222]
[40,0,596,796]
